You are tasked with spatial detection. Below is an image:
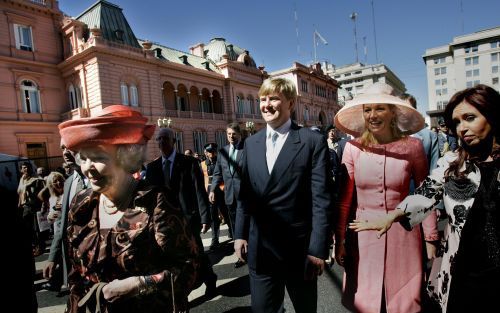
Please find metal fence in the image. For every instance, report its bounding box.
[0,156,64,191]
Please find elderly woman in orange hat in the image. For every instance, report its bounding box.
[333,83,439,313]
[59,105,200,313]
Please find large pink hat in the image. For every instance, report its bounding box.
[59,105,156,150]
[334,82,424,137]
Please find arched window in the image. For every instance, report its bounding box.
[303,106,309,122]
[68,84,82,110]
[193,131,208,154]
[236,95,245,114]
[120,82,139,107]
[68,84,76,110]
[20,80,40,113]
[120,82,129,105]
[215,130,227,147]
[130,84,139,107]
[246,96,253,114]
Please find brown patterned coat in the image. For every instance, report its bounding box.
[65,182,200,313]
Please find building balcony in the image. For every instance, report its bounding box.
[437,104,447,110]
[163,109,225,120]
[29,0,46,6]
[236,113,262,120]
[61,108,89,121]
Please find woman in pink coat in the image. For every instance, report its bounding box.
[333,82,439,313]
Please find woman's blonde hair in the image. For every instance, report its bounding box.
[47,171,65,197]
[359,103,405,147]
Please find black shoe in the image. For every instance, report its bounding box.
[41,282,61,292]
[204,275,217,297]
[234,260,245,268]
[209,241,219,250]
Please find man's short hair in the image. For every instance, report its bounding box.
[227,122,241,134]
[258,78,297,101]
[325,124,336,132]
[156,127,176,141]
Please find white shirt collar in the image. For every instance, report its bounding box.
[162,149,176,164]
[267,119,292,139]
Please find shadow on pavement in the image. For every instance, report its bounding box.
[223,306,252,313]
[218,274,250,297]
[189,275,251,309]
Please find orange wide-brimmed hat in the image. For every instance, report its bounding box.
[334,82,424,137]
[59,105,156,150]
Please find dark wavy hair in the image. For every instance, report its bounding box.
[443,84,499,178]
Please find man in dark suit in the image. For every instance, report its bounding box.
[146,127,217,296]
[202,142,228,250]
[235,78,333,313]
[43,140,87,293]
[437,118,458,156]
[210,122,245,267]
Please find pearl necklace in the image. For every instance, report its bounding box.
[100,195,119,215]
[99,177,138,215]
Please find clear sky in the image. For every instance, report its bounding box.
[59,0,500,117]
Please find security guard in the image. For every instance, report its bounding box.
[202,143,228,250]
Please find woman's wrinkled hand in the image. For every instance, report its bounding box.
[102,277,141,302]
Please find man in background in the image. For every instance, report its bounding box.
[43,140,88,294]
[146,127,217,297]
[210,123,245,268]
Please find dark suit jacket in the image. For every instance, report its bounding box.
[48,171,86,285]
[236,123,333,272]
[336,137,348,163]
[438,132,458,155]
[210,141,244,206]
[146,153,210,225]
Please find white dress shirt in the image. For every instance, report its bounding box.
[266,119,291,173]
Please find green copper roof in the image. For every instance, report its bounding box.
[204,37,255,67]
[76,0,141,49]
[138,39,221,73]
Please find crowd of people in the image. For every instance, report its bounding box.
[15,78,498,313]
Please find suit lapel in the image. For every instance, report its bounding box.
[247,131,270,195]
[265,125,303,192]
[231,142,244,177]
[170,153,182,192]
[62,177,73,211]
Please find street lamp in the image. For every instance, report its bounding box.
[157,117,173,128]
[246,121,255,135]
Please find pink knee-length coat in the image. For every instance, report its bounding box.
[336,138,439,313]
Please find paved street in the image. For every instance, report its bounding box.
[35,225,350,313]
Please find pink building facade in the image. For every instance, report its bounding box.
[0,0,339,168]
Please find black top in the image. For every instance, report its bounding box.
[447,158,500,312]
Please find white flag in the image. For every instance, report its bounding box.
[314,30,328,45]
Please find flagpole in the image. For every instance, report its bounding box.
[313,29,317,63]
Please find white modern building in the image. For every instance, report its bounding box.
[322,62,406,105]
[423,26,500,126]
